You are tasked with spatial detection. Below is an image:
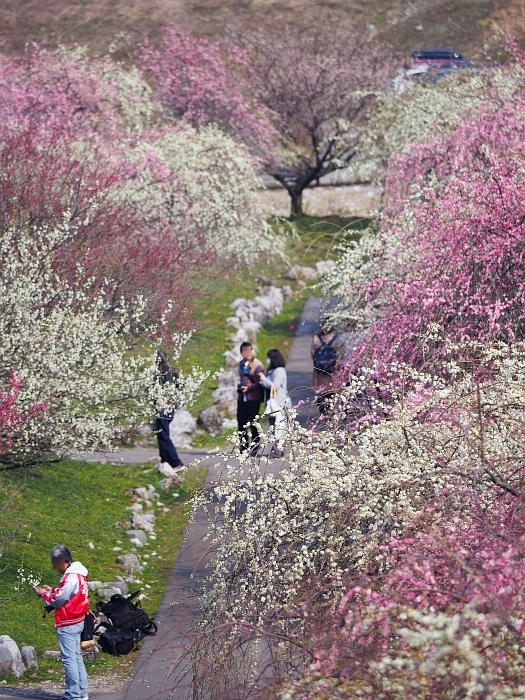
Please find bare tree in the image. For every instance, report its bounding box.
[243,25,393,219]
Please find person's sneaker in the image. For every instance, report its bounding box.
[172,464,186,473]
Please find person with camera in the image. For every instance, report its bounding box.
[35,545,89,700]
[237,341,264,454]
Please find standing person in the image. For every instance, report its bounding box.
[35,546,89,700]
[311,323,340,415]
[155,350,184,470]
[258,348,289,458]
[237,341,264,454]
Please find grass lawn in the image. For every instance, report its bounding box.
[0,459,206,686]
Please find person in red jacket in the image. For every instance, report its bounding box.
[35,545,89,700]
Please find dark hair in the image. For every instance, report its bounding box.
[267,349,286,369]
[240,341,252,352]
[50,545,72,563]
[156,349,168,365]
[319,314,337,335]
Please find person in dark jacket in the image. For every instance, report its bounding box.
[237,342,264,454]
[155,350,184,470]
[35,545,89,700]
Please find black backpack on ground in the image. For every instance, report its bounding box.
[97,626,141,657]
[313,335,338,374]
[95,591,157,655]
[80,610,97,649]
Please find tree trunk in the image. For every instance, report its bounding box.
[289,190,303,221]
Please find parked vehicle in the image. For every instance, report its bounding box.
[411,49,464,65]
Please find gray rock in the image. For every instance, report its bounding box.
[282,285,294,301]
[315,260,336,276]
[169,410,197,448]
[137,423,153,436]
[230,297,248,310]
[97,587,122,600]
[125,529,147,545]
[198,406,224,437]
[0,636,25,678]
[102,580,128,595]
[226,315,242,329]
[158,474,183,491]
[241,321,261,345]
[129,502,143,513]
[116,553,142,574]
[286,265,318,281]
[131,512,156,532]
[42,650,61,660]
[82,644,100,663]
[156,462,176,478]
[217,368,238,389]
[229,327,249,345]
[223,349,241,367]
[20,646,38,670]
[132,487,151,500]
[212,385,237,417]
[87,580,104,591]
[212,368,239,417]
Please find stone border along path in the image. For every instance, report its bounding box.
[0,298,321,700]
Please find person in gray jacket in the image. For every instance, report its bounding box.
[258,348,289,458]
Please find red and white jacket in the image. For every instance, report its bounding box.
[42,561,89,627]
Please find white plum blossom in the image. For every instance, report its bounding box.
[0,220,207,465]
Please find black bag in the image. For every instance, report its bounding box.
[97,626,141,657]
[80,610,97,649]
[96,591,157,637]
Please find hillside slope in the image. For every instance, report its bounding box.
[1,0,523,56]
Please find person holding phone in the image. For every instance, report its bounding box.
[35,545,89,700]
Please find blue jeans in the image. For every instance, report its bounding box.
[155,417,183,468]
[56,621,88,699]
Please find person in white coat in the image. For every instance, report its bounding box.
[258,348,289,458]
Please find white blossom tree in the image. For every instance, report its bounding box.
[0,221,206,467]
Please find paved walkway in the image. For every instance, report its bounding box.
[1,298,321,700]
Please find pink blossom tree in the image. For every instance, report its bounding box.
[325,89,525,376]
[283,485,525,699]
[0,45,276,329]
[140,28,275,152]
[0,376,47,458]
